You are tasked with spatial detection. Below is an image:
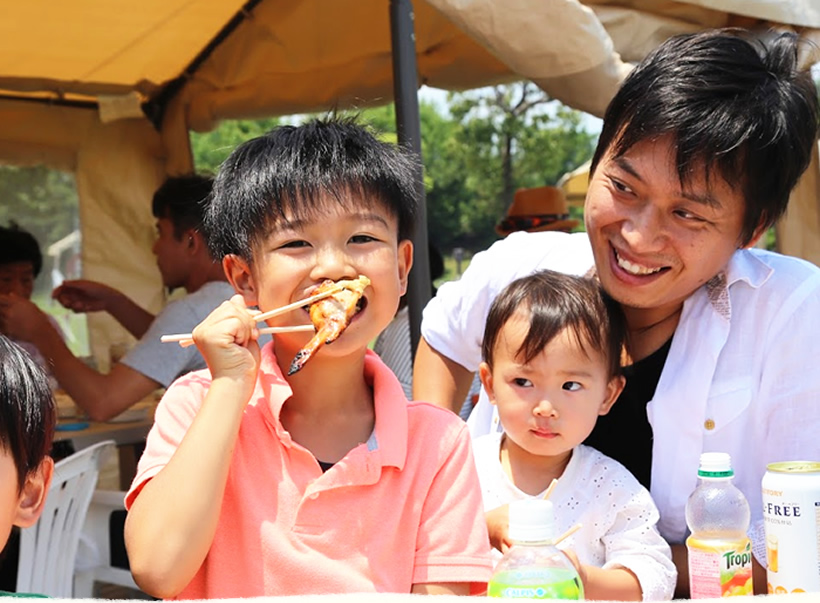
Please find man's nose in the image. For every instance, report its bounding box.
[621,204,667,252]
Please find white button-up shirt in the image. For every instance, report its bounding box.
[421,231,820,563]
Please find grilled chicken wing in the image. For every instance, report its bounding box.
[288,275,371,375]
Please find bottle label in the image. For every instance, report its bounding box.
[687,537,754,598]
[488,568,582,599]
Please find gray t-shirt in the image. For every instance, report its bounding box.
[121,281,235,387]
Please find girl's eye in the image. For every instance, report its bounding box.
[513,378,532,388]
[562,381,582,391]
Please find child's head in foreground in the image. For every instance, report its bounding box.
[0,334,55,551]
[479,270,626,464]
[204,116,419,364]
[0,223,42,299]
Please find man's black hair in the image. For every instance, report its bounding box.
[152,174,214,240]
[0,335,55,491]
[0,223,42,276]
[591,29,820,246]
[204,116,419,262]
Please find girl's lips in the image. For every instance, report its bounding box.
[531,428,558,439]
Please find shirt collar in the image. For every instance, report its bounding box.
[254,344,408,470]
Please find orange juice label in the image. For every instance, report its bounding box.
[686,537,754,598]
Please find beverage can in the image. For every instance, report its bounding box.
[762,461,820,594]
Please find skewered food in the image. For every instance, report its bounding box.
[288,275,371,375]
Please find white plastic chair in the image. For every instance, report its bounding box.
[73,489,140,597]
[15,439,115,597]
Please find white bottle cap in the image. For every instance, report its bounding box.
[698,452,734,478]
[509,499,555,543]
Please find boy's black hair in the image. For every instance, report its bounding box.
[590,29,820,246]
[152,174,214,241]
[0,335,55,492]
[0,223,42,276]
[482,270,625,380]
[205,116,419,262]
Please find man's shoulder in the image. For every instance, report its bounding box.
[730,249,820,304]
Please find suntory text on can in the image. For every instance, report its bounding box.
[761,461,820,594]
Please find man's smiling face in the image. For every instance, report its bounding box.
[584,135,749,320]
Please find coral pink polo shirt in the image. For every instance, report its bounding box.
[126,347,492,598]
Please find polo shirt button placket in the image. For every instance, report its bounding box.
[309,492,319,500]
[704,419,715,431]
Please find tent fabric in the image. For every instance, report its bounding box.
[1,0,818,364]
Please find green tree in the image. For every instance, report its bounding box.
[190,117,281,174]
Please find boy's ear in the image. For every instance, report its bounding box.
[599,375,626,416]
[14,457,54,529]
[222,254,258,306]
[478,362,496,406]
[397,240,413,296]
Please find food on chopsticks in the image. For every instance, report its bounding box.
[288,275,371,375]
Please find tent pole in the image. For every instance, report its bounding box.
[390,0,431,362]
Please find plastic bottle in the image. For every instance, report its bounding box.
[685,452,754,598]
[487,499,584,600]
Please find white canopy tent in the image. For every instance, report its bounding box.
[1,0,818,364]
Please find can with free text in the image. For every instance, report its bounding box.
[761,461,820,594]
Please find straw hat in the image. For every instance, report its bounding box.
[495,186,580,236]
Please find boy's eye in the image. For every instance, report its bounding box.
[512,378,532,388]
[280,240,311,249]
[562,381,582,391]
[350,234,377,244]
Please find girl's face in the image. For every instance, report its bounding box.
[479,310,623,466]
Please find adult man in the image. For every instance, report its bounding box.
[413,29,820,595]
[0,175,232,421]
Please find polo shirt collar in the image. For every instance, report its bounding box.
[253,343,409,471]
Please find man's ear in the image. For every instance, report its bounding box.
[478,362,496,406]
[741,222,768,250]
[397,239,414,296]
[222,254,258,306]
[599,375,626,416]
[14,457,54,529]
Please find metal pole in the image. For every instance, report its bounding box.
[389,0,431,359]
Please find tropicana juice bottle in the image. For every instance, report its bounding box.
[685,452,754,598]
[487,499,583,600]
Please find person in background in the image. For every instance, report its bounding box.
[0,223,65,384]
[373,243,444,400]
[413,29,820,596]
[476,271,675,601]
[0,335,56,596]
[124,117,492,598]
[494,185,579,238]
[0,175,232,422]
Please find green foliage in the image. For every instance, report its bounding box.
[190,117,281,174]
[190,84,596,253]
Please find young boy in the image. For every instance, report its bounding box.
[0,334,55,595]
[124,117,492,598]
[476,270,675,601]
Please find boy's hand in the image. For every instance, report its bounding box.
[486,505,512,554]
[192,295,262,402]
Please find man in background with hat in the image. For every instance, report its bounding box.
[494,185,579,236]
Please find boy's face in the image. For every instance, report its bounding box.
[0,262,36,298]
[479,310,623,464]
[585,135,751,321]
[227,195,412,367]
[0,449,53,552]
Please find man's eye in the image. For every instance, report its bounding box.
[562,381,582,391]
[609,178,633,194]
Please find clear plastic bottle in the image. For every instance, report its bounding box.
[488,499,584,600]
[685,452,754,598]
